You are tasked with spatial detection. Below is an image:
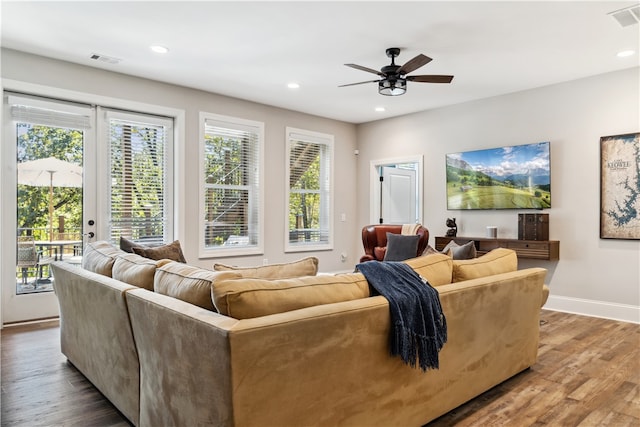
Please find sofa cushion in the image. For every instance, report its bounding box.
[132,240,187,263]
[213,256,319,279]
[154,262,241,311]
[212,273,370,319]
[452,248,518,282]
[383,233,420,262]
[112,253,171,291]
[403,253,453,286]
[82,241,125,277]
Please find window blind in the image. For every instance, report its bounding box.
[8,94,92,130]
[286,127,333,250]
[107,112,172,245]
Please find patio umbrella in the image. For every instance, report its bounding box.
[17,157,83,241]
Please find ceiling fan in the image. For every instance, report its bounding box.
[340,47,454,96]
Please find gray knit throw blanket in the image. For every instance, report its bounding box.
[357,261,447,372]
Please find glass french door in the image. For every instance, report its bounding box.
[2,93,174,324]
[2,94,96,324]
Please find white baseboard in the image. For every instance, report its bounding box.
[544,295,640,324]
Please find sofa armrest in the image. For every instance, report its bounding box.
[542,284,550,307]
[125,289,239,427]
[51,261,140,426]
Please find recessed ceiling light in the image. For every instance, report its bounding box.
[150,45,169,54]
[375,106,386,112]
[287,82,300,89]
[617,49,636,58]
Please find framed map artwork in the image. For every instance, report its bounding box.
[600,132,640,239]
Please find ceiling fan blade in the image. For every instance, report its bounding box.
[397,54,432,75]
[344,63,385,77]
[338,80,381,87]
[406,75,454,83]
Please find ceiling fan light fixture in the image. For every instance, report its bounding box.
[378,78,406,96]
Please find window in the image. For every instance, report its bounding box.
[200,113,263,257]
[285,127,333,252]
[103,109,174,245]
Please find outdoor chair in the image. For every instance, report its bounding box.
[16,236,55,287]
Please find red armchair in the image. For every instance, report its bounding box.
[359,224,430,263]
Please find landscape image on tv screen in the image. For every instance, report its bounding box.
[446,141,551,210]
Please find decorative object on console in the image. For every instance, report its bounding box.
[446,141,551,210]
[518,213,549,241]
[445,217,457,236]
[486,226,498,238]
[600,132,640,240]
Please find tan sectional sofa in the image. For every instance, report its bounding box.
[51,241,549,427]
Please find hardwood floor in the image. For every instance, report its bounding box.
[1,310,638,426]
[1,320,131,427]
[428,311,639,426]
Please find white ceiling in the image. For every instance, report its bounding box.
[1,1,638,124]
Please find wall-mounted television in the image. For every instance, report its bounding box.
[446,141,551,210]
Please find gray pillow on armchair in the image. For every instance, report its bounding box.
[383,233,420,262]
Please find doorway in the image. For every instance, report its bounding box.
[370,156,423,225]
[3,94,96,323]
[2,91,177,324]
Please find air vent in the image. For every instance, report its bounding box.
[609,5,640,27]
[89,53,121,65]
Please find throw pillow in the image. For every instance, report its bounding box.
[213,256,319,279]
[422,245,440,256]
[119,236,140,253]
[442,240,477,260]
[383,233,420,262]
[212,273,370,319]
[154,262,241,311]
[452,248,517,282]
[132,240,187,263]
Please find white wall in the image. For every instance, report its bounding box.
[1,49,360,273]
[3,48,639,322]
[356,67,640,322]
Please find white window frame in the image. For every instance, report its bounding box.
[199,112,264,258]
[285,127,334,252]
[97,108,175,245]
